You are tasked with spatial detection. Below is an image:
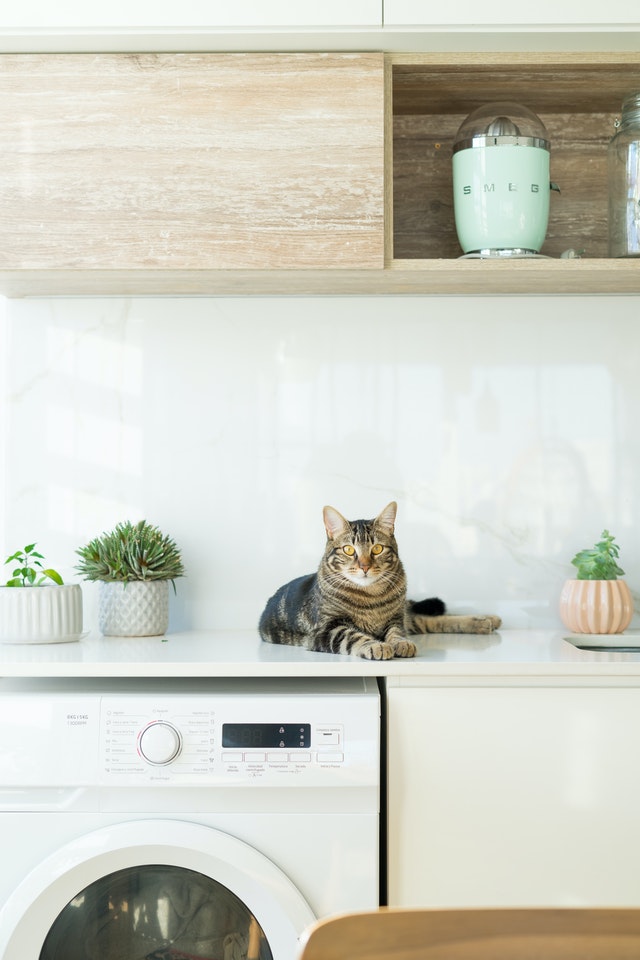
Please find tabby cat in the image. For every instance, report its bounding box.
[259,501,501,660]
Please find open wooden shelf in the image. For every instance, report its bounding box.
[386,51,640,292]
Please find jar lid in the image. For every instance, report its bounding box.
[453,101,550,153]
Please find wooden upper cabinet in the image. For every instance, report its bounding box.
[0,53,384,271]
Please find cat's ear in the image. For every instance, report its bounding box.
[323,505,350,540]
[375,501,397,535]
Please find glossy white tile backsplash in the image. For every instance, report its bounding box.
[1,294,637,633]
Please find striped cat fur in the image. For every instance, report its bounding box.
[259,502,501,660]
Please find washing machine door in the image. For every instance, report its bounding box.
[0,820,316,960]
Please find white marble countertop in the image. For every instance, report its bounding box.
[1,628,640,680]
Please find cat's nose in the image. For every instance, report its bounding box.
[359,561,371,574]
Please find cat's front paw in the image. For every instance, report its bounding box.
[359,640,395,660]
[392,639,417,658]
[468,615,502,634]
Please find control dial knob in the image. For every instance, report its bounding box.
[138,721,182,765]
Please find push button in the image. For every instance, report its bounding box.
[318,752,344,763]
[319,731,340,745]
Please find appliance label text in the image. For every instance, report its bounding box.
[463,183,541,194]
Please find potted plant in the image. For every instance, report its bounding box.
[75,520,185,637]
[0,543,83,644]
[559,530,633,634]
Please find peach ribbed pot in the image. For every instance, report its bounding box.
[559,578,633,634]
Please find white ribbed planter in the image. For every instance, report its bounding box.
[0,584,83,644]
[98,580,169,637]
[559,579,634,634]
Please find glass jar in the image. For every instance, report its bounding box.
[608,91,640,257]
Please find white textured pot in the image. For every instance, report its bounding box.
[0,584,83,644]
[98,580,169,637]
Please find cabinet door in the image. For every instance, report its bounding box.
[387,682,640,907]
[0,53,384,270]
[0,1,382,29]
[384,0,639,25]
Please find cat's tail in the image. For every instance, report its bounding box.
[405,598,502,636]
[408,597,446,616]
[404,597,446,635]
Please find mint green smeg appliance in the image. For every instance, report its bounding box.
[452,101,552,257]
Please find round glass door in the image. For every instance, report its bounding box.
[40,864,272,960]
[0,820,315,960]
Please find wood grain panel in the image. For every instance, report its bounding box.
[0,53,384,270]
[392,53,640,115]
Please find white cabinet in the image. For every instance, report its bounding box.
[387,679,640,907]
[384,0,639,26]
[0,1,382,29]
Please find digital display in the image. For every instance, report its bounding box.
[222,723,311,749]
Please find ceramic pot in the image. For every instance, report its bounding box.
[559,579,633,634]
[99,580,169,637]
[0,583,83,644]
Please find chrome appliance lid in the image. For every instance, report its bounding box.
[453,100,550,153]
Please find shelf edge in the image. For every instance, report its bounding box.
[0,260,638,297]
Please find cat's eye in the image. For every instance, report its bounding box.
[343,544,356,556]
[371,543,384,555]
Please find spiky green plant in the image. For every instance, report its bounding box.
[75,520,184,588]
[570,529,625,581]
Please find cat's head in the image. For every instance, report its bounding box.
[321,501,401,587]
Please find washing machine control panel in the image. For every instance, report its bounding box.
[0,679,379,790]
[97,687,374,787]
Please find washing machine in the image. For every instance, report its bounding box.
[0,675,381,960]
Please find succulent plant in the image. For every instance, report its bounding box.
[570,529,625,581]
[75,520,184,586]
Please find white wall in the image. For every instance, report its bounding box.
[0,294,637,634]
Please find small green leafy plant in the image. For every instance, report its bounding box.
[75,520,185,588]
[4,543,64,587]
[570,530,625,581]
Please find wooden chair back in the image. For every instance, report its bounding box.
[299,907,640,960]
